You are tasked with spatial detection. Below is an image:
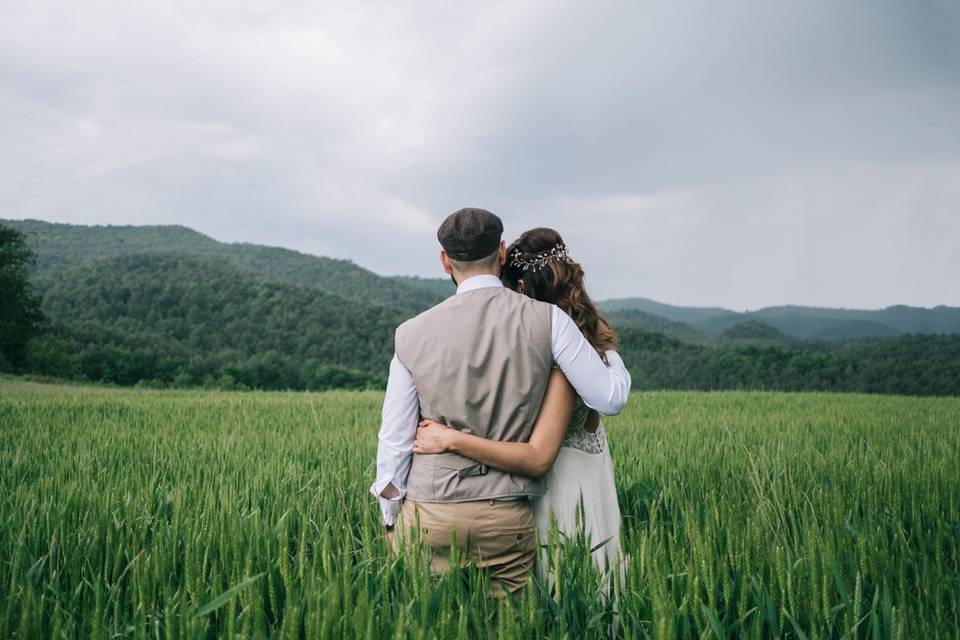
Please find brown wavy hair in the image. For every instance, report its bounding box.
[502,227,618,363]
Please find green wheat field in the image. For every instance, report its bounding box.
[1,378,958,639]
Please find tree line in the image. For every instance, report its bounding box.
[618,328,960,396]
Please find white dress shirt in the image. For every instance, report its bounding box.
[370,273,632,525]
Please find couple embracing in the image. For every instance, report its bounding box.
[371,207,631,596]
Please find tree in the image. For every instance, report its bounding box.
[0,225,44,369]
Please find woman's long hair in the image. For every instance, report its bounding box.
[502,227,618,363]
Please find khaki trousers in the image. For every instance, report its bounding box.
[393,498,537,596]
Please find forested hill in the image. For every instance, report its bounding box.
[617,328,960,397]
[28,252,401,389]
[1,219,444,315]
[392,284,960,341]
[390,275,456,298]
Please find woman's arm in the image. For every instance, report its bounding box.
[412,368,575,478]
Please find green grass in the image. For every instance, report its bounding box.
[1,379,958,638]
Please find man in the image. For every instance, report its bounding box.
[371,207,631,595]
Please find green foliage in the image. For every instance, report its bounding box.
[391,275,457,299]
[618,327,960,396]
[0,225,44,369]
[26,253,399,390]
[1,380,957,637]
[722,319,788,341]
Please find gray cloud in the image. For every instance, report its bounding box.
[2,0,958,309]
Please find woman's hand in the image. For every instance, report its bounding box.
[412,419,456,454]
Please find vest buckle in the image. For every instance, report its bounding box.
[457,462,490,479]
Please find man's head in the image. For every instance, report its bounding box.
[437,207,507,284]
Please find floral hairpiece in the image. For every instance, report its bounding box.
[508,243,571,272]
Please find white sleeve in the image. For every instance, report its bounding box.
[369,354,420,526]
[550,305,631,415]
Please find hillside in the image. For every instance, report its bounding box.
[1,219,443,315]
[390,275,456,299]
[605,308,713,344]
[748,305,960,339]
[26,252,402,389]
[618,327,960,396]
[600,297,740,326]
[721,319,789,342]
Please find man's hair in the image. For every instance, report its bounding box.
[448,246,500,273]
[437,208,503,261]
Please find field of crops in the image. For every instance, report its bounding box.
[1,377,958,638]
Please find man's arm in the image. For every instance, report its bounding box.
[369,354,420,526]
[550,305,631,415]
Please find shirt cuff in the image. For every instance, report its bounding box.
[370,481,404,526]
[377,496,401,527]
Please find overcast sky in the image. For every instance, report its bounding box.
[2,1,958,310]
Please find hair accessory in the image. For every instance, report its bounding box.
[508,243,571,272]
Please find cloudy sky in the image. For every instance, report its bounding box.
[2,0,958,309]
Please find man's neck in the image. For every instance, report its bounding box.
[454,271,499,285]
[455,273,503,294]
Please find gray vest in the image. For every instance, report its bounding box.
[396,285,554,502]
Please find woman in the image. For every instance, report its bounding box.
[412,227,625,585]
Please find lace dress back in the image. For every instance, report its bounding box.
[561,396,607,454]
[533,394,624,596]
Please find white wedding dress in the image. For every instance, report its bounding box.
[532,395,625,588]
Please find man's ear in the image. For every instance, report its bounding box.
[497,241,507,266]
[440,251,454,275]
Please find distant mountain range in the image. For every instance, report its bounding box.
[599,297,960,341]
[3,218,959,395]
[387,278,960,341]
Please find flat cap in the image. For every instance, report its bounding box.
[437,208,504,261]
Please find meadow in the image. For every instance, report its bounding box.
[1,378,958,638]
